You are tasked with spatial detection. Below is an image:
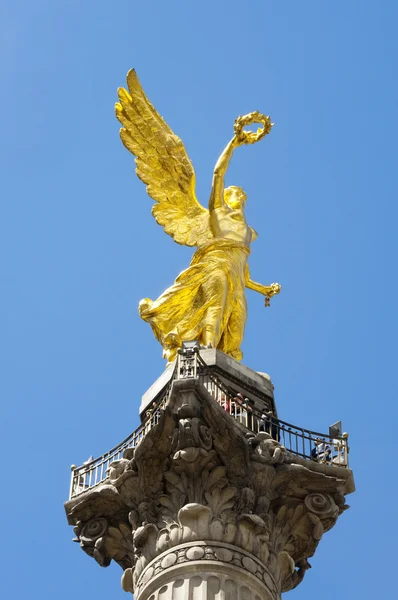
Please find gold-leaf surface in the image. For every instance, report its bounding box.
[115,70,213,247]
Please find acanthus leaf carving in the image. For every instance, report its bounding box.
[65,379,352,598]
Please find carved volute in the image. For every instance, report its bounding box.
[65,375,353,600]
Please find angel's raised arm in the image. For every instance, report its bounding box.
[209,137,238,211]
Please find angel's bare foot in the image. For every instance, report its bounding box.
[199,344,213,356]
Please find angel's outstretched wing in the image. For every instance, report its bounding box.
[115,70,213,247]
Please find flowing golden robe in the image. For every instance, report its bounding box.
[116,71,280,362]
[139,239,250,363]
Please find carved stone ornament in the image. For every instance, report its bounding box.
[65,378,354,599]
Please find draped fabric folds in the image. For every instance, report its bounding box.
[139,240,250,362]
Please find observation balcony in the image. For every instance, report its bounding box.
[69,345,350,500]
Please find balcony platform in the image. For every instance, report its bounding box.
[67,348,353,503]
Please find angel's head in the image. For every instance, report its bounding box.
[224,186,247,210]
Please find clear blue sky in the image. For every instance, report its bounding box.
[1,1,396,598]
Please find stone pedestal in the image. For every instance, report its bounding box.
[65,356,354,599]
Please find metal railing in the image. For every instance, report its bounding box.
[201,381,349,467]
[69,373,174,499]
[178,349,349,468]
[69,349,349,499]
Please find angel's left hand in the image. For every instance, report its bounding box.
[264,283,281,307]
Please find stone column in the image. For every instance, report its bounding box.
[65,377,354,600]
[136,541,278,600]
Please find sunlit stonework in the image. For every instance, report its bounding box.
[65,73,354,600]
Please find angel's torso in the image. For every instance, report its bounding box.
[211,207,252,247]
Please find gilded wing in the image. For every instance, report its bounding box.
[115,70,213,247]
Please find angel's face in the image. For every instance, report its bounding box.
[224,186,247,210]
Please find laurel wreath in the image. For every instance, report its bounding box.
[234,111,273,145]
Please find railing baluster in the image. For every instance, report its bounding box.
[70,356,349,499]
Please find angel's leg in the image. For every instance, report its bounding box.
[218,296,246,361]
[200,270,228,348]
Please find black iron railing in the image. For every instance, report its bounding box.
[69,350,349,499]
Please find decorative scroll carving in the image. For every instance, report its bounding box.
[74,517,134,570]
[65,379,352,598]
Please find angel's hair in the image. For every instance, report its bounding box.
[224,186,247,205]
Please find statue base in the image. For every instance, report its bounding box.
[65,349,354,599]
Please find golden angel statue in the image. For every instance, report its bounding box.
[115,70,281,363]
